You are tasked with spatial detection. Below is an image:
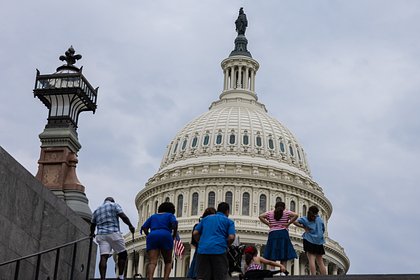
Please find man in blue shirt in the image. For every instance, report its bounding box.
[90,197,135,280]
[193,202,236,280]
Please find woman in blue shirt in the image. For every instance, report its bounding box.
[141,202,178,280]
[294,206,327,275]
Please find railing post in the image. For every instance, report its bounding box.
[35,254,41,280]
[53,248,60,280]
[70,242,78,280]
[85,237,93,280]
[14,260,20,280]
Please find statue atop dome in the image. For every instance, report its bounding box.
[235,7,248,35]
[230,7,252,57]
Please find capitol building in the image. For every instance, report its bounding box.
[125,10,349,277]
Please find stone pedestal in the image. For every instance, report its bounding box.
[35,127,92,221]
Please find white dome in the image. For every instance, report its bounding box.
[160,97,311,178]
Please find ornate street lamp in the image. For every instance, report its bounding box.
[34,46,98,221]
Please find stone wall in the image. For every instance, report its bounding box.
[0,146,96,279]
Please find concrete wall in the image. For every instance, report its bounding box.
[0,146,96,280]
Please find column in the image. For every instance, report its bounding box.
[250,70,255,91]
[224,68,228,90]
[256,244,261,256]
[324,259,329,275]
[230,66,235,89]
[190,247,196,265]
[238,66,243,88]
[333,264,338,275]
[126,252,134,278]
[244,67,249,89]
[176,257,183,276]
[138,250,145,277]
[293,254,300,276]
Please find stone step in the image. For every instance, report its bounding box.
[91,275,420,280]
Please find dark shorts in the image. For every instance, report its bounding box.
[303,239,325,255]
[196,253,228,280]
[146,229,173,251]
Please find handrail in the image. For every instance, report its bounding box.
[0,235,94,280]
[0,236,91,266]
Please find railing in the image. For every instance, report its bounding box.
[34,72,98,104]
[0,236,94,280]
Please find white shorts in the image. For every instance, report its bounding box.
[96,232,126,255]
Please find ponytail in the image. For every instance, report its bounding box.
[274,201,285,221]
[307,205,319,222]
[244,246,257,265]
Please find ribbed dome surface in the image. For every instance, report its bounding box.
[160,97,311,178]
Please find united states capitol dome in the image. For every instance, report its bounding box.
[160,81,311,179]
[127,9,349,278]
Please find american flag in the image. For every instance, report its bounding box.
[174,236,185,259]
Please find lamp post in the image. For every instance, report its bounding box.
[34,46,98,221]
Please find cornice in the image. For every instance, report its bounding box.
[135,164,332,216]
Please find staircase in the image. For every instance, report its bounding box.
[90,275,420,280]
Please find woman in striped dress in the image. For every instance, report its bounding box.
[259,201,298,269]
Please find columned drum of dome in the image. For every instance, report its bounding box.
[125,8,349,277]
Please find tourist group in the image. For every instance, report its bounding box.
[90,197,327,280]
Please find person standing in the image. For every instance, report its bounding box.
[141,202,178,280]
[193,202,235,280]
[187,207,217,279]
[294,205,327,275]
[258,201,298,271]
[90,197,135,280]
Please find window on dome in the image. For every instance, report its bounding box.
[177,194,183,217]
[192,136,198,148]
[280,141,285,153]
[208,191,215,208]
[242,192,250,216]
[289,145,294,157]
[297,149,301,160]
[191,192,199,216]
[268,139,274,150]
[173,142,178,153]
[165,197,170,202]
[276,196,282,203]
[154,201,158,213]
[216,134,223,145]
[290,200,296,212]
[243,134,249,145]
[225,191,233,212]
[302,205,307,216]
[181,139,187,151]
[256,136,262,147]
[229,134,236,145]
[259,194,267,214]
[203,135,210,146]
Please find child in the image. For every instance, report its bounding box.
[294,205,327,275]
[242,246,288,279]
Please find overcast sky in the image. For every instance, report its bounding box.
[1,0,420,275]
